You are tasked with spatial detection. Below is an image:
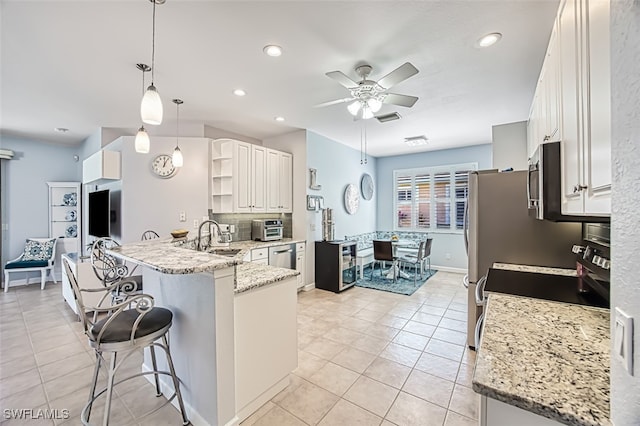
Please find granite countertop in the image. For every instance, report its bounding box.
[473,293,610,426]
[108,239,239,275]
[235,262,299,295]
[108,238,303,293]
[493,262,578,277]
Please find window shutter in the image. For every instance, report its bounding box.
[434,172,451,229]
[454,171,470,229]
[396,175,412,228]
[415,173,430,228]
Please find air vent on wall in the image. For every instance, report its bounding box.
[375,112,401,123]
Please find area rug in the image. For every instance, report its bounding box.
[355,267,437,296]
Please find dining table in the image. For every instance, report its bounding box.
[383,239,419,280]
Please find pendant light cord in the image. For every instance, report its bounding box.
[176,102,180,148]
[151,0,156,84]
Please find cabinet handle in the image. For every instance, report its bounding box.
[572,184,588,194]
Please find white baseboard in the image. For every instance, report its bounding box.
[302,282,315,292]
[431,265,467,274]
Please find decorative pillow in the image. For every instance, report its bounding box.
[22,239,56,261]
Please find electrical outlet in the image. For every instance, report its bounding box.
[193,219,199,229]
[229,225,235,233]
[179,211,186,222]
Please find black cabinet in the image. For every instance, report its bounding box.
[314,240,357,293]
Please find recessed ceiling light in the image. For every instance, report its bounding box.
[274,116,285,122]
[477,32,502,48]
[54,127,69,133]
[263,45,283,57]
[404,135,429,147]
[233,89,246,96]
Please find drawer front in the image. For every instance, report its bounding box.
[296,242,306,252]
[252,248,268,261]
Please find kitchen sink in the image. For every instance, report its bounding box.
[209,248,242,257]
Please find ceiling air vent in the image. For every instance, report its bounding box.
[375,112,401,123]
[404,135,429,147]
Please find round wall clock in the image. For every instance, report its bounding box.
[151,154,177,179]
[344,184,360,215]
[361,173,374,200]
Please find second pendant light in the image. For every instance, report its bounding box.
[172,99,184,167]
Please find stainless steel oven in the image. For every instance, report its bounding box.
[573,223,610,304]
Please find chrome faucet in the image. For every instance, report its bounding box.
[197,220,223,251]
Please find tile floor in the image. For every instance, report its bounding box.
[0,271,478,425]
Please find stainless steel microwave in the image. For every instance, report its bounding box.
[528,142,608,223]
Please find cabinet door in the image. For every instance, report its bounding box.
[559,0,584,214]
[234,142,252,213]
[266,149,281,212]
[583,0,611,214]
[296,253,305,289]
[251,145,267,212]
[279,153,293,212]
[545,24,560,141]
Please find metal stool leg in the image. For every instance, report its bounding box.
[162,334,190,425]
[102,352,117,426]
[149,345,163,397]
[85,351,102,422]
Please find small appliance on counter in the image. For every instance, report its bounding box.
[251,219,283,241]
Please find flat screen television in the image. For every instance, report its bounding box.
[88,189,110,237]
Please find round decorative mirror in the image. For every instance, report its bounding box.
[344,184,360,215]
[361,173,374,200]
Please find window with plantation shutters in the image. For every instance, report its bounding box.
[393,163,476,232]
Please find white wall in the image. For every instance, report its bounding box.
[204,125,262,145]
[1,137,80,265]
[101,136,210,244]
[376,144,492,271]
[610,1,640,423]
[492,121,528,171]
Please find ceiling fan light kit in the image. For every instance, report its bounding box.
[141,0,164,125]
[321,62,419,120]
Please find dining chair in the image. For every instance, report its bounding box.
[62,259,189,426]
[4,237,57,292]
[398,240,426,285]
[423,238,433,275]
[371,240,396,282]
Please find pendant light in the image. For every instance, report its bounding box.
[172,99,184,167]
[134,63,151,153]
[140,0,164,125]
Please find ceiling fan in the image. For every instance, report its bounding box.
[318,62,419,119]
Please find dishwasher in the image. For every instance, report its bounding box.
[268,243,296,269]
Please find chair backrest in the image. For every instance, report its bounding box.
[424,238,433,257]
[91,237,128,285]
[415,241,425,262]
[373,240,394,262]
[141,230,160,241]
[63,258,102,335]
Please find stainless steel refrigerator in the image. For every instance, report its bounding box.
[463,170,582,348]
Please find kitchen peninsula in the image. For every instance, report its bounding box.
[108,238,300,426]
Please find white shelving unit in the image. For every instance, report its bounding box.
[47,181,81,281]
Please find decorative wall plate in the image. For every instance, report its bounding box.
[361,173,374,200]
[344,184,360,215]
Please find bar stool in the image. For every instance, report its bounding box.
[62,259,190,425]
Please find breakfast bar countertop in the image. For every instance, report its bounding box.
[492,262,578,277]
[235,262,299,294]
[473,293,611,426]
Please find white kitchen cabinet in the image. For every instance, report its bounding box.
[527,23,560,158]
[295,242,305,289]
[61,253,105,315]
[82,150,121,184]
[250,247,269,265]
[48,182,82,282]
[266,149,293,213]
[558,0,611,216]
[210,139,267,213]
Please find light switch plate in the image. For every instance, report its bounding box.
[614,307,634,375]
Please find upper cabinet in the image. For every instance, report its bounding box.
[559,0,611,216]
[266,149,293,213]
[210,139,292,214]
[82,150,121,184]
[528,0,611,217]
[527,23,561,158]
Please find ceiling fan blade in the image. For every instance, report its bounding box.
[314,97,355,108]
[325,71,359,89]
[382,93,419,108]
[377,62,419,89]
